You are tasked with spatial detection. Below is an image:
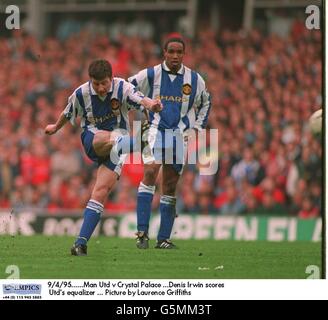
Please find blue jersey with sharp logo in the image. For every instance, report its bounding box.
[128,62,211,132]
[63,78,145,133]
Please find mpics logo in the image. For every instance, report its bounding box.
[3,284,42,295]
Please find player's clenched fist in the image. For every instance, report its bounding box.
[151,98,163,113]
[141,97,163,113]
[44,124,58,135]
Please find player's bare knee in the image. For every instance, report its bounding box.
[108,140,115,150]
[93,132,114,156]
[93,132,103,145]
[93,131,111,145]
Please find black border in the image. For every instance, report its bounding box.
[322,0,326,279]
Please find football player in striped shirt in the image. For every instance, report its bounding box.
[129,37,211,249]
[45,59,162,256]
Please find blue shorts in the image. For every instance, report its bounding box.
[81,129,126,177]
[142,127,188,175]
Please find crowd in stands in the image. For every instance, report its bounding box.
[0,20,322,218]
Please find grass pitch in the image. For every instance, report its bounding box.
[0,235,322,279]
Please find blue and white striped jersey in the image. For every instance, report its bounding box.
[128,62,211,132]
[63,78,145,133]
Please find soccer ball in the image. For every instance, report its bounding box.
[309,109,322,134]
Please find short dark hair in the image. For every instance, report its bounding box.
[164,37,185,51]
[88,59,112,80]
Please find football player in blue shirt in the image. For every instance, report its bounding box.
[45,59,162,255]
[129,37,211,249]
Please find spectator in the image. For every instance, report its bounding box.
[0,25,322,217]
[298,196,320,219]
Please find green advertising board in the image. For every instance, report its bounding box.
[0,211,321,242]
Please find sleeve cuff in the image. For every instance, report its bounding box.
[64,112,72,120]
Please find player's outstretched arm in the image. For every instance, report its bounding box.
[141,97,163,113]
[44,112,69,135]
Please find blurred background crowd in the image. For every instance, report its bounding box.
[0,0,322,218]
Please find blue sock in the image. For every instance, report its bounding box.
[115,136,136,156]
[158,195,176,241]
[137,183,155,233]
[75,200,104,246]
